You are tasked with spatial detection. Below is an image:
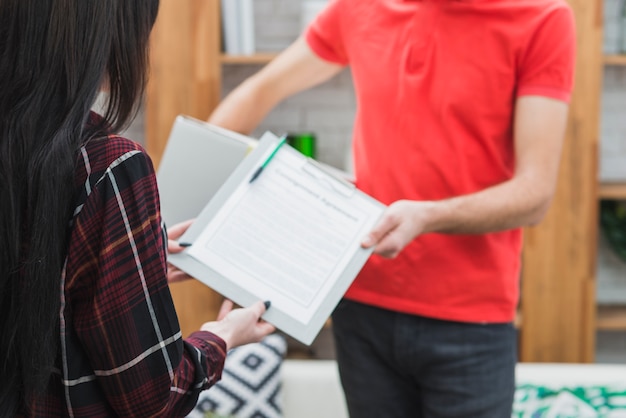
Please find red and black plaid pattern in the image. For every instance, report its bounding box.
[25,116,226,417]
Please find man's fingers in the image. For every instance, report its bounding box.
[361,213,399,248]
[217,299,234,320]
[168,219,195,240]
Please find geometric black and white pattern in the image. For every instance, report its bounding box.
[188,333,287,418]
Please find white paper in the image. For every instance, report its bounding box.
[187,142,382,325]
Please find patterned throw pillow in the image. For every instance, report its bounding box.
[188,334,287,418]
[513,384,626,417]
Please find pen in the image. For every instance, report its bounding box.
[249,135,287,183]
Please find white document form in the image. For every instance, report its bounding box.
[171,132,385,344]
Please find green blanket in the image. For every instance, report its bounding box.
[513,384,626,417]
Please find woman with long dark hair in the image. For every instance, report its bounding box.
[0,1,274,416]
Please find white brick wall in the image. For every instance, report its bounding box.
[254,0,303,52]
[221,62,356,170]
[600,68,626,182]
[220,0,355,171]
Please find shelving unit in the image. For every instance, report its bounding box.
[603,54,626,65]
[145,0,610,362]
[598,39,626,206]
[598,49,626,333]
[599,182,626,199]
[598,49,626,203]
[597,306,626,331]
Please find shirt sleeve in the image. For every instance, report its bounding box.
[517,4,576,103]
[305,0,350,65]
[68,144,226,417]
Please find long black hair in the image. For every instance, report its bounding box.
[0,0,159,414]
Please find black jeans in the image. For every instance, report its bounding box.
[332,299,517,418]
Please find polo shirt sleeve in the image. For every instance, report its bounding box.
[517,4,576,103]
[305,0,350,65]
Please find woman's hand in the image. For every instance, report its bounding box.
[166,219,194,284]
[200,300,275,350]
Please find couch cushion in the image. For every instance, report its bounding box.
[188,333,287,418]
[513,384,626,417]
[514,363,626,417]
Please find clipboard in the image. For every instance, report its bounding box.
[156,115,255,227]
[169,132,385,345]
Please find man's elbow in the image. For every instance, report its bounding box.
[525,194,555,226]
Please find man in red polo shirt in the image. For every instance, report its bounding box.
[208,0,576,416]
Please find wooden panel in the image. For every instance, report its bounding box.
[146,0,222,167]
[519,0,602,362]
[145,0,224,337]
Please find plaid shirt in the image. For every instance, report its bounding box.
[25,117,226,417]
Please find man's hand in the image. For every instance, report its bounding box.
[361,200,437,259]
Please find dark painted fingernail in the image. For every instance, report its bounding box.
[178,241,192,247]
[264,300,271,310]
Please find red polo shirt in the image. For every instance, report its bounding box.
[306,0,575,322]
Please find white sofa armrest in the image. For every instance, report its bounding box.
[516,362,626,387]
[281,360,349,418]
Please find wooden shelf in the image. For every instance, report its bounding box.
[604,54,626,66]
[220,53,278,65]
[597,305,626,331]
[598,182,626,199]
